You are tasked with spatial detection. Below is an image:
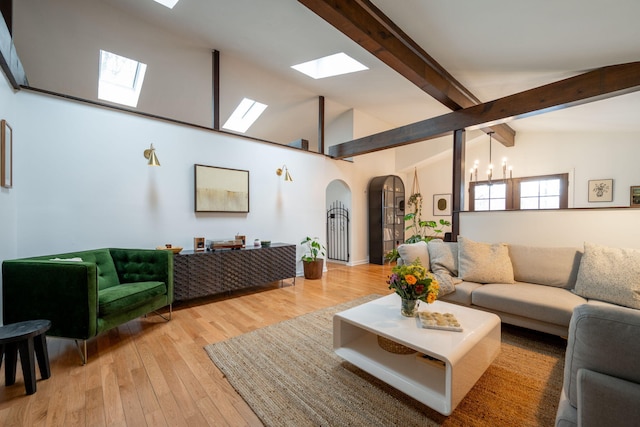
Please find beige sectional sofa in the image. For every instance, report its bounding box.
[397,237,640,338]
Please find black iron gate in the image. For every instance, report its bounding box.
[326,201,350,262]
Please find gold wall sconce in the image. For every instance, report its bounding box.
[276,165,293,182]
[144,143,160,166]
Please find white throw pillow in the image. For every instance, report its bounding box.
[397,241,429,268]
[574,242,640,309]
[458,236,515,284]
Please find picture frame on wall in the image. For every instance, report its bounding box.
[194,164,249,212]
[433,193,452,216]
[631,186,640,208]
[1,120,12,189]
[588,179,613,202]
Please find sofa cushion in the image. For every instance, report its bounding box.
[577,369,640,427]
[397,241,429,268]
[439,281,482,306]
[99,281,167,316]
[564,304,640,408]
[508,245,582,289]
[471,283,586,326]
[458,237,515,284]
[574,242,640,309]
[428,240,458,276]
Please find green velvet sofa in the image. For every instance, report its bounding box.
[2,248,173,364]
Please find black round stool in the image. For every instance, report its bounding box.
[0,319,51,395]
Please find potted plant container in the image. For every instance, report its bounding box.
[300,236,326,280]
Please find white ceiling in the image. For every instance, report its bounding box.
[19,0,640,138]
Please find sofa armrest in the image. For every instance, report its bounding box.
[109,248,174,304]
[2,260,99,339]
[577,368,640,427]
[564,304,640,407]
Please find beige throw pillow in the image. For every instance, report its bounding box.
[458,236,515,284]
[574,242,640,309]
[428,240,458,276]
[397,241,429,268]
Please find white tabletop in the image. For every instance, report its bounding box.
[334,293,500,365]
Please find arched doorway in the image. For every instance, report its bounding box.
[325,180,352,265]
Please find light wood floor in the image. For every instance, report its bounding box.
[0,262,395,426]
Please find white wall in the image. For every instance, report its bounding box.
[0,71,19,324]
[407,129,640,248]
[7,90,391,272]
[460,210,640,249]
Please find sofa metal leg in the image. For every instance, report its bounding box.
[74,340,87,365]
[154,304,172,322]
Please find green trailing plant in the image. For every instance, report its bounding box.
[300,236,326,262]
[384,192,451,263]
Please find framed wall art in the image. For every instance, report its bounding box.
[588,179,613,202]
[194,164,249,212]
[1,119,12,188]
[433,193,452,216]
[631,186,640,208]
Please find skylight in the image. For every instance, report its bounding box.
[291,52,368,79]
[98,50,147,108]
[153,0,180,9]
[223,98,268,133]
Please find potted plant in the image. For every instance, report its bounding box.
[384,192,451,263]
[300,236,326,279]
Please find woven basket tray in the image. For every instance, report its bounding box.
[376,335,416,354]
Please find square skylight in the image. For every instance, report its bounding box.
[223,98,268,133]
[153,0,180,9]
[98,50,147,108]
[291,52,368,79]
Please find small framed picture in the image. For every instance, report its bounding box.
[433,193,452,216]
[1,119,12,188]
[588,179,613,202]
[631,186,640,208]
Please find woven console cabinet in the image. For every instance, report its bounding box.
[173,243,296,301]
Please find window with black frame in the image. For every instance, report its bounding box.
[470,173,569,211]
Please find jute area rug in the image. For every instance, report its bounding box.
[204,295,566,427]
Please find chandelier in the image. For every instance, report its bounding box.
[470,132,512,184]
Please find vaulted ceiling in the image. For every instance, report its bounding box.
[12,0,640,152]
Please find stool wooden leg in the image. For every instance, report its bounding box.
[34,333,51,379]
[4,342,18,386]
[18,338,37,395]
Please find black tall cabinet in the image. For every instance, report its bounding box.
[368,175,405,264]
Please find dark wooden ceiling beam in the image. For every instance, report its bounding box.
[328,62,640,159]
[298,0,516,146]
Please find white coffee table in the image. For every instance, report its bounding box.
[333,293,501,415]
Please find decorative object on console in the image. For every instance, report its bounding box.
[630,185,640,207]
[588,179,613,202]
[156,244,182,254]
[1,119,12,188]
[433,193,452,216]
[275,164,293,182]
[195,164,249,213]
[194,237,205,252]
[387,260,439,317]
[143,143,160,166]
[208,239,243,250]
[300,236,326,279]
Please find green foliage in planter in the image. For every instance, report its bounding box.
[384,192,451,263]
[300,236,326,262]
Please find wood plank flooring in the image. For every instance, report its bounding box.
[0,262,394,426]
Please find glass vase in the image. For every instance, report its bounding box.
[401,298,419,317]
